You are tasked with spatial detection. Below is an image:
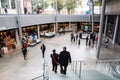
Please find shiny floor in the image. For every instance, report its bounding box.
[0,33,119,80]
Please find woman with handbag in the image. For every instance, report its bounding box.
[50,49,59,73]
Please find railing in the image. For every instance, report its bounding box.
[97,59,120,63]
[32,59,49,80]
[97,59,120,80]
[71,61,85,79]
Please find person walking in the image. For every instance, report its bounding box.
[40,43,46,58]
[24,7,27,14]
[50,49,59,73]
[22,47,27,60]
[4,7,8,14]
[70,32,74,42]
[86,35,89,45]
[78,38,80,47]
[59,46,71,75]
[0,54,2,58]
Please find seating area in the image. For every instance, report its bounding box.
[40,32,55,38]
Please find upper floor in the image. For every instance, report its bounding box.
[0,14,100,31]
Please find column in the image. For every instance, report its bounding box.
[43,0,45,10]
[62,0,64,14]
[54,24,56,33]
[69,22,71,30]
[0,0,1,7]
[0,0,1,14]
[55,0,58,33]
[19,0,24,14]
[97,0,106,59]
[15,28,20,44]
[37,25,40,39]
[8,0,12,9]
[104,15,108,36]
[16,0,22,42]
[92,0,94,32]
[112,15,119,44]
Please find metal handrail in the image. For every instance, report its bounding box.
[97,59,120,80]
[32,59,49,80]
[97,59,120,63]
[71,61,85,79]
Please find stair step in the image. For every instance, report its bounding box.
[81,70,115,80]
[49,70,80,80]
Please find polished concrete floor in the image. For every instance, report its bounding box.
[0,33,119,80]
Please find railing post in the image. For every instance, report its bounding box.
[79,61,82,79]
[75,61,77,74]
[71,62,73,70]
[43,59,45,80]
[73,61,74,72]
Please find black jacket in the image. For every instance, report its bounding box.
[22,47,27,54]
[59,50,71,66]
[41,44,46,51]
[50,53,59,65]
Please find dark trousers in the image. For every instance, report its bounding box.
[0,54,2,58]
[52,64,57,72]
[60,64,67,74]
[42,51,45,58]
[23,53,27,60]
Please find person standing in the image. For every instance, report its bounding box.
[59,46,71,75]
[50,49,59,73]
[40,43,46,58]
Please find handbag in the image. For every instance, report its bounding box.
[52,54,59,65]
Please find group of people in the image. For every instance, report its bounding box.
[70,32,81,47]
[40,43,71,75]
[85,32,98,47]
[70,32,99,47]
[50,46,71,75]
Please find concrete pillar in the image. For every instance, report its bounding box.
[97,0,106,59]
[19,0,24,14]
[37,25,40,39]
[43,0,45,10]
[15,0,24,14]
[104,15,108,36]
[54,24,56,33]
[0,0,1,7]
[16,0,22,42]
[69,22,71,30]
[8,0,12,9]
[112,15,119,44]
[55,0,58,33]
[92,0,94,32]
[15,28,20,44]
[0,0,1,14]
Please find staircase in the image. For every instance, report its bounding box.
[32,60,117,80]
[48,61,116,80]
[81,70,115,80]
[49,69,115,80]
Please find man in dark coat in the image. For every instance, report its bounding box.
[50,49,59,73]
[40,43,46,58]
[59,46,71,75]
